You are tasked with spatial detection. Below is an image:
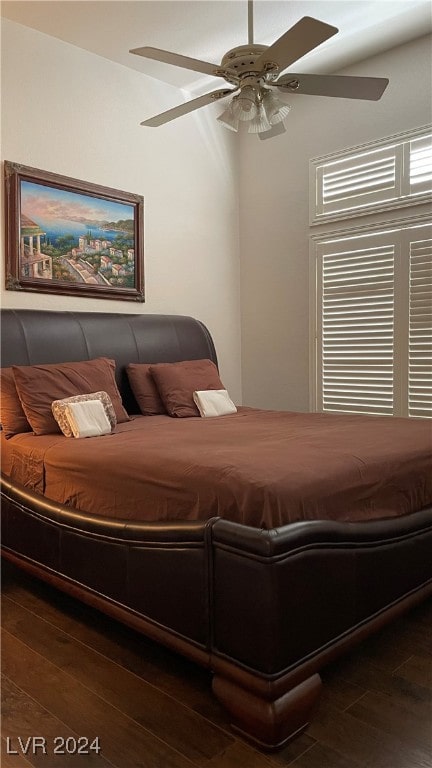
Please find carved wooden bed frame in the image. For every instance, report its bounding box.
[1,309,431,750]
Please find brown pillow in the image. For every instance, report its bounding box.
[0,367,32,438]
[13,358,129,435]
[150,359,224,417]
[126,363,166,416]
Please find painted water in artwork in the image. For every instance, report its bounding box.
[20,181,136,288]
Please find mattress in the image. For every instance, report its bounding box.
[2,407,431,528]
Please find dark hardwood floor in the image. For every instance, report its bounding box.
[1,560,431,768]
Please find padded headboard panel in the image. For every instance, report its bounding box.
[0,310,217,413]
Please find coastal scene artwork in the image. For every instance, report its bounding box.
[21,182,136,287]
[5,162,144,301]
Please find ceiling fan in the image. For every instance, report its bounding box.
[130,1,389,141]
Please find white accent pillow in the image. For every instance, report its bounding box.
[192,389,237,418]
[64,399,112,438]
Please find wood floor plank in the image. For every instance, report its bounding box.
[319,671,366,712]
[1,629,203,768]
[1,675,114,768]
[307,700,431,768]
[346,689,432,753]
[1,595,233,764]
[395,654,432,690]
[1,737,33,768]
[328,653,432,706]
[266,733,317,767]
[351,606,432,672]
[197,742,274,768]
[290,742,359,768]
[2,563,227,727]
[193,734,317,768]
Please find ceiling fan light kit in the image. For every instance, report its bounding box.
[217,88,291,136]
[131,0,389,141]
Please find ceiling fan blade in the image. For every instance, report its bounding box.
[255,16,338,74]
[130,46,221,77]
[140,88,236,127]
[258,122,287,141]
[275,73,389,100]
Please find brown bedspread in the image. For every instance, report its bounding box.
[2,408,431,528]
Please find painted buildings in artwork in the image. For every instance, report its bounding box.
[20,214,52,279]
[19,219,134,285]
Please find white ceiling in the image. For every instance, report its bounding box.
[2,0,431,94]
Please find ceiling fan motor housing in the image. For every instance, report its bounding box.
[216,44,277,86]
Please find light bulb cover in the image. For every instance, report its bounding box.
[217,104,239,132]
[263,91,291,125]
[248,104,272,134]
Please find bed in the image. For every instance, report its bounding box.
[1,308,431,751]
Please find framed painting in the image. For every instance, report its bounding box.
[4,161,145,302]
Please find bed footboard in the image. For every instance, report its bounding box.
[209,513,432,748]
[1,476,216,664]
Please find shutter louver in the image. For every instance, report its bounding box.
[321,243,395,416]
[409,134,432,194]
[409,238,432,417]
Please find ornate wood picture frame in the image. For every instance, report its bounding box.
[4,161,145,302]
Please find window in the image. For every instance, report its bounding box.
[313,223,432,417]
[311,126,432,224]
[311,125,432,418]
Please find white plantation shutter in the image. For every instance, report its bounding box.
[408,234,432,417]
[316,146,400,219]
[315,224,432,417]
[318,234,395,415]
[311,126,432,224]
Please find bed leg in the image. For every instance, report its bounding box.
[212,672,322,751]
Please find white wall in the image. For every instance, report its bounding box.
[2,20,431,412]
[239,34,432,411]
[0,19,242,401]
